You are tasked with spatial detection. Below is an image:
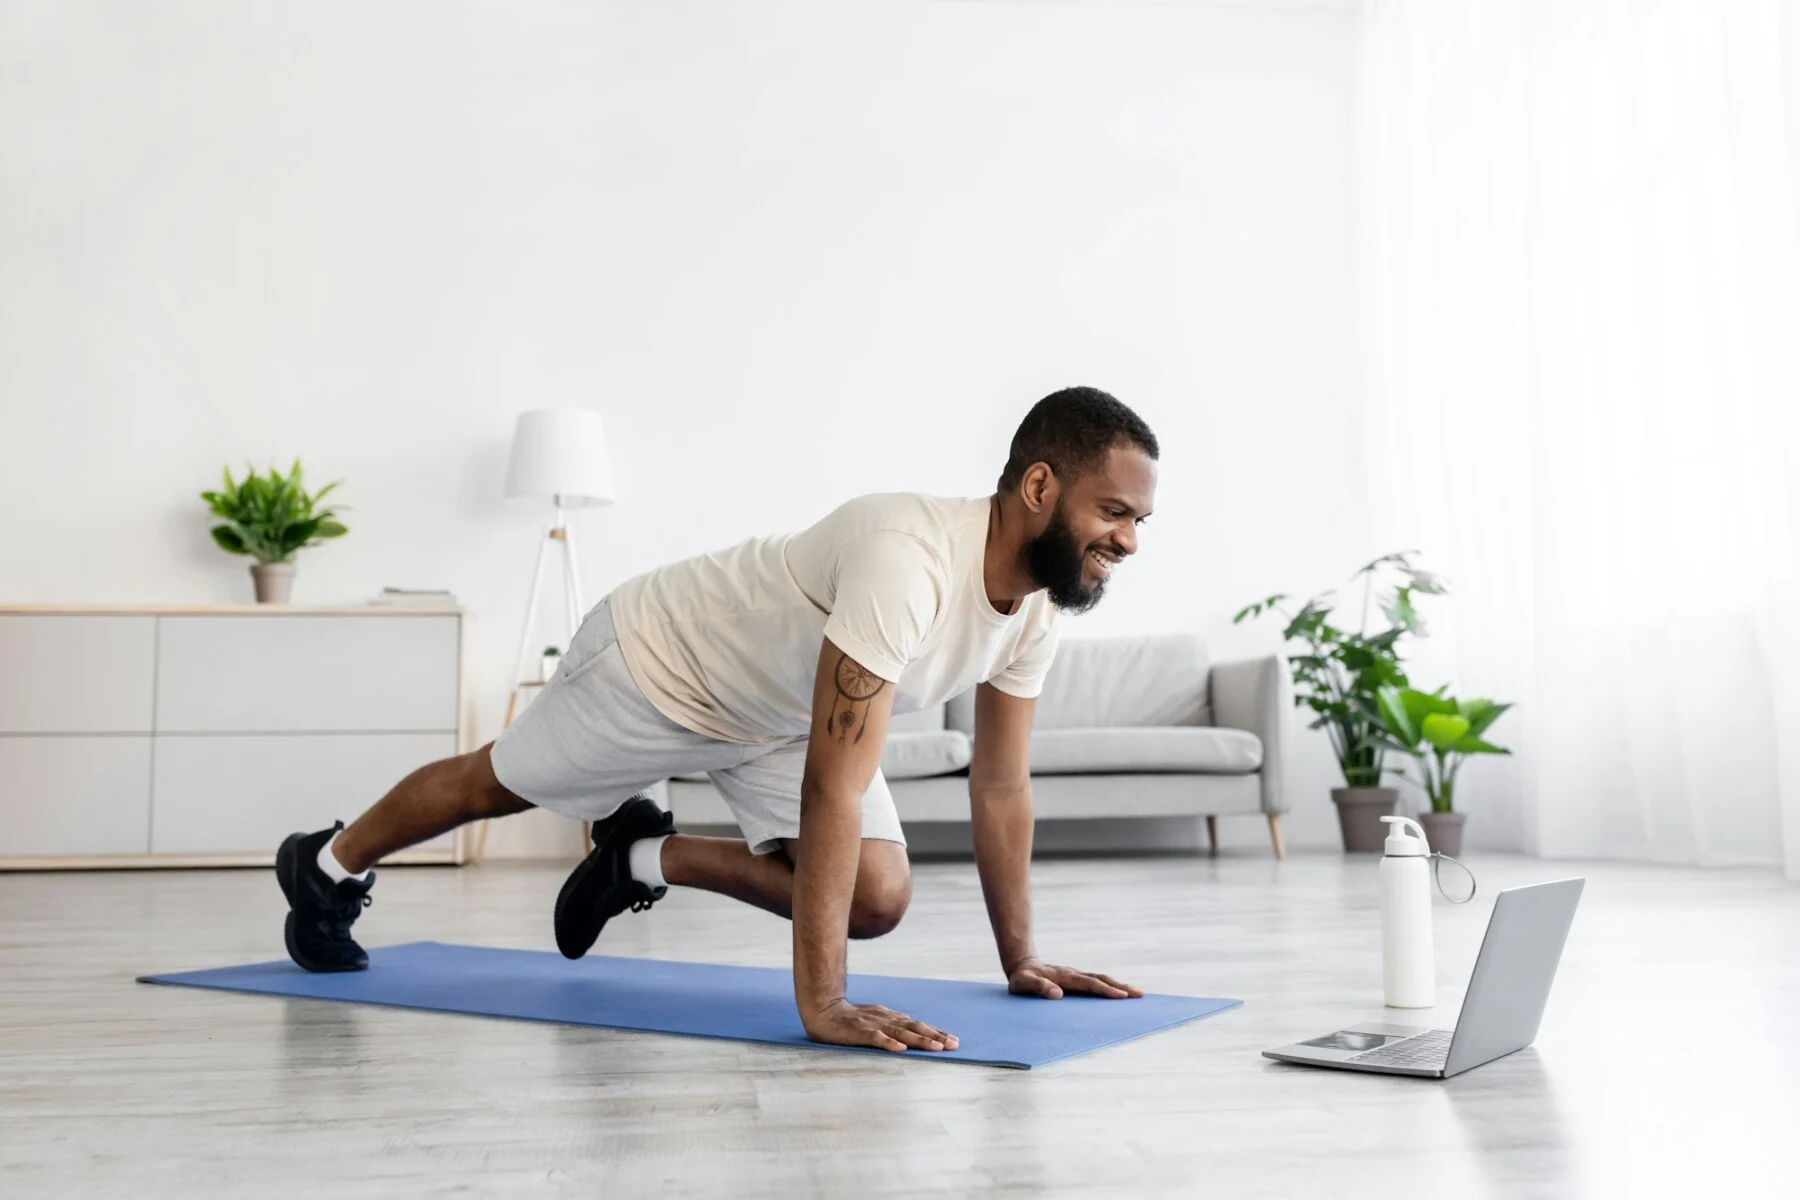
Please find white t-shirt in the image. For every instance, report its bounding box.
[607,493,1061,745]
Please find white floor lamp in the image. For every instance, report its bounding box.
[479,409,616,863]
[503,407,616,696]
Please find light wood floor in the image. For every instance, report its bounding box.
[3,851,1798,1198]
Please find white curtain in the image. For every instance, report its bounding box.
[1356,0,1800,879]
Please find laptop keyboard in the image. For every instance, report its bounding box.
[1348,1029,1453,1068]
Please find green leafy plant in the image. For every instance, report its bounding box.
[200,460,348,564]
[1233,552,1447,788]
[1369,684,1512,813]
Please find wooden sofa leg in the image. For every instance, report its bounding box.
[1205,815,1219,857]
[1266,813,1287,860]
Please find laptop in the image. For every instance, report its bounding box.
[1263,877,1584,1079]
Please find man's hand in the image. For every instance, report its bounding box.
[802,998,959,1053]
[1007,957,1144,1000]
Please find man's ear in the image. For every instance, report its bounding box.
[1019,462,1059,516]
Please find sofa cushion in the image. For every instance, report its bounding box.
[1028,726,1261,775]
[947,634,1210,733]
[670,727,969,785]
[888,702,947,734]
[881,729,972,780]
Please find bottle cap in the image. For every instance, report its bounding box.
[1380,815,1431,857]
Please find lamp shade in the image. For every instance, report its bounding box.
[504,408,616,507]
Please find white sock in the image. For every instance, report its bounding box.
[317,831,373,885]
[628,834,670,890]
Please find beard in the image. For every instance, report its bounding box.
[1023,500,1107,614]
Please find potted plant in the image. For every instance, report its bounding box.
[1369,684,1512,857]
[541,646,562,682]
[1234,551,1447,852]
[200,460,348,604]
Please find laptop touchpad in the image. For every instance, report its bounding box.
[1298,1030,1407,1052]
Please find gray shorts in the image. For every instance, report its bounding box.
[489,595,905,855]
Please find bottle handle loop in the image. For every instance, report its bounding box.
[1430,853,1478,904]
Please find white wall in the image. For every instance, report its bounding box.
[0,0,1369,857]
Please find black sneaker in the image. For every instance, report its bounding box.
[276,821,376,973]
[554,795,675,960]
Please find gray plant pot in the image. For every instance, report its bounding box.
[1331,787,1399,853]
[1418,810,1466,857]
[250,561,295,604]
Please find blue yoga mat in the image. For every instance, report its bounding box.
[139,940,1239,1069]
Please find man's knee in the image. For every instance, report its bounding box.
[467,743,532,819]
[848,843,912,940]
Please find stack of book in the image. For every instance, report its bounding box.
[369,587,459,607]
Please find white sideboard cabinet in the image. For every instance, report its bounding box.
[0,605,467,869]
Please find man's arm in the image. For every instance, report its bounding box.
[969,681,1142,1000]
[793,637,957,1052]
[968,682,1040,973]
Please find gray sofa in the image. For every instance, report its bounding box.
[662,633,1293,858]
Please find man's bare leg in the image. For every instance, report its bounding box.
[332,742,532,873]
[662,835,911,940]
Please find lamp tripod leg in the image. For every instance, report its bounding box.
[560,525,584,644]
[512,528,555,687]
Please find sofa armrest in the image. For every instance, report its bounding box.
[1208,654,1293,814]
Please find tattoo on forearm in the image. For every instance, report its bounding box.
[829,655,886,746]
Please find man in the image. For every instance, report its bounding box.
[276,386,1159,1053]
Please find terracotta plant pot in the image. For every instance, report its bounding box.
[1331,787,1399,853]
[250,561,295,604]
[1418,810,1466,857]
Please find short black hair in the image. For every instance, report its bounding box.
[997,386,1158,493]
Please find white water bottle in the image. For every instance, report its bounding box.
[1379,815,1436,1008]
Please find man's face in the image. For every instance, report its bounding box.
[1023,443,1157,613]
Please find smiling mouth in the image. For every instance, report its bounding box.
[1087,548,1121,578]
